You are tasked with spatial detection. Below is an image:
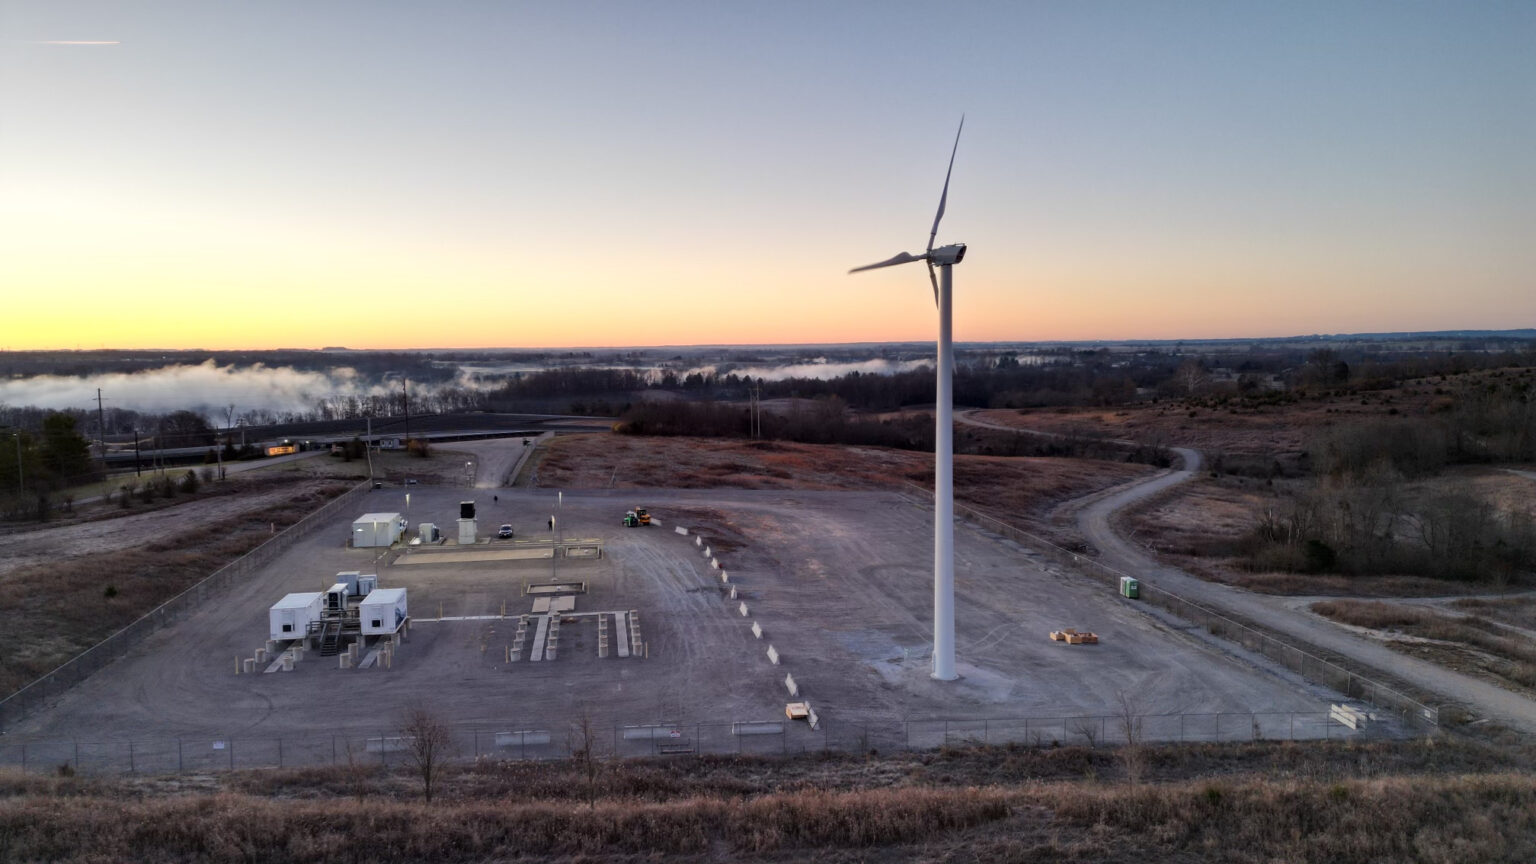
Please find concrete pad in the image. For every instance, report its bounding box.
[396,548,552,565]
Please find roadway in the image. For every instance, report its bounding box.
[957,410,1536,734]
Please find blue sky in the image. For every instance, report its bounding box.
[2,1,1531,348]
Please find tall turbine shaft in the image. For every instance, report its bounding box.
[932,261,957,680]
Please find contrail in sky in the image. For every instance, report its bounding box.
[34,40,122,45]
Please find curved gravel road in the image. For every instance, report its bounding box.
[1075,446,1536,735]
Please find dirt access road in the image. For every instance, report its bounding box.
[1075,446,1536,735]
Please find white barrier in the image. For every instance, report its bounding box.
[751,621,762,639]
[767,645,780,665]
[622,725,686,741]
[702,546,712,558]
[805,702,820,731]
[738,601,749,617]
[784,673,798,697]
[711,558,719,569]
[729,586,738,600]
[721,571,730,583]
[695,536,702,547]
[494,730,551,747]
[675,526,688,535]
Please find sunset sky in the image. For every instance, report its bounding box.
[2,1,1532,350]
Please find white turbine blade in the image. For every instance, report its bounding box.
[849,251,924,274]
[926,115,964,255]
[927,260,939,307]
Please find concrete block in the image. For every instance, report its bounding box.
[702,546,712,558]
[695,535,702,547]
[767,644,780,665]
[255,648,267,664]
[751,621,762,639]
[339,655,351,669]
[675,526,688,535]
[711,558,719,569]
[738,601,749,617]
[729,586,737,600]
[784,673,798,697]
[281,655,294,672]
[243,658,256,674]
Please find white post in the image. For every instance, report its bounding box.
[932,262,957,681]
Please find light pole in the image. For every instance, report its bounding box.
[465,461,474,487]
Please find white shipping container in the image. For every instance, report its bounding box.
[359,587,409,636]
[269,592,324,642]
[352,512,406,548]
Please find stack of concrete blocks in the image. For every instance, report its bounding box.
[510,615,528,661]
[629,610,643,656]
[545,616,560,660]
[598,614,609,658]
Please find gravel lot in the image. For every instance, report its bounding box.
[8,480,1342,760]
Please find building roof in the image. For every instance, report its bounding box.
[354,512,403,523]
[270,592,323,611]
[360,587,406,605]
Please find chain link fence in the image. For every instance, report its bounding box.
[0,710,1379,776]
[898,482,1440,730]
[0,480,373,730]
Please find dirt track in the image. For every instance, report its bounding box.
[1076,447,1536,734]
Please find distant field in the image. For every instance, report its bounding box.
[533,432,1154,535]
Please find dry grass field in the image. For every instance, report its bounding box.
[533,432,1154,537]
[1311,599,1536,695]
[1,738,1532,863]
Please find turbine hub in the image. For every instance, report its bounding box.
[930,243,967,266]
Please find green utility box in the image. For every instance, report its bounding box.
[1119,576,1140,599]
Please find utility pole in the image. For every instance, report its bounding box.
[95,388,108,460]
[12,432,21,495]
[133,431,141,477]
[402,377,411,445]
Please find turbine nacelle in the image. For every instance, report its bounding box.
[929,243,966,266]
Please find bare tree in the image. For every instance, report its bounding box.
[1116,690,1147,785]
[400,703,453,803]
[567,703,605,810]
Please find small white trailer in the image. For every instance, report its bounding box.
[351,512,406,548]
[359,587,408,636]
[269,592,323,641]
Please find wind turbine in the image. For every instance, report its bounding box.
[850,117,966,681]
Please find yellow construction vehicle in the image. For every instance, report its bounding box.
[634,506,651,526]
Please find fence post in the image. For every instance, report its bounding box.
[1179,714,1185,742]
[332,735,336,764]
[74,740,79,773]
[473,728,479,757]
[20,744,25,774]
[178,738,183,773]
[128,741,135,774]
[229,737,234,771]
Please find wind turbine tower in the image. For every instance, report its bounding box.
[850,118,966,680]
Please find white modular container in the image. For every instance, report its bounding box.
[351,512,405,548]
[359,587,408,636]
[269,592,323,642]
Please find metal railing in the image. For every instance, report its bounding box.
[0,480,374,730]
[899,481,1440,729]
[0,710,1380,776]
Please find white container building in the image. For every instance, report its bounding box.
[352,512,407,548]
[359,587,409,636]
[269,592,323,642]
